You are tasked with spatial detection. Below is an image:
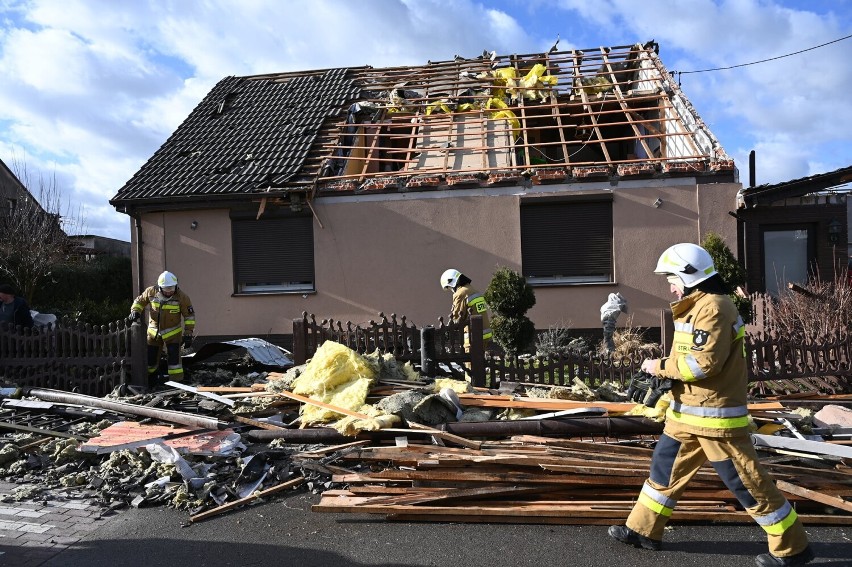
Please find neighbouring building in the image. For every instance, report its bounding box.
[70,235,132,260]
[110,42,741,343]
[736,164,851,295]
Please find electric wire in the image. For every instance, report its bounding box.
[673,33,852,78]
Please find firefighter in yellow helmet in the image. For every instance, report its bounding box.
[608,243,812,567]
[129,271,196,384]
[440,269,492,350]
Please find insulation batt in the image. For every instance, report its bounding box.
[290,341,377,424]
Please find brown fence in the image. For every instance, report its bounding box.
[0,319,148,396]
[293,311,852,394]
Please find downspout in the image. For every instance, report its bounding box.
[134,212,144,296]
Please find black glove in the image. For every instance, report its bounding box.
[627,371,653,403]
[182,334,193,348]
[128,311,141,323]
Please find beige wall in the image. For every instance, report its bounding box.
[135,179,741,337]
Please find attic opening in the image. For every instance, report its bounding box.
[319,42,720,185]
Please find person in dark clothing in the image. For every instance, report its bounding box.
[0,283,34,328]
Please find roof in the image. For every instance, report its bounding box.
[111,42,735,209]
[738,165,852,207]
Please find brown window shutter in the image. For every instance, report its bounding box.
[521,200,612,281]
[232,215,314,286]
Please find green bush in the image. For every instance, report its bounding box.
[33,256,133,325]
[702,231,752,321]
[485,267,537,356]
[491,314,536,357]
[484,267,535,317]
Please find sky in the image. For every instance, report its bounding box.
[1,0,851,241]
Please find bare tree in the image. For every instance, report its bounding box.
[0,157,84,304]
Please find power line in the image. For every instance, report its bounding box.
[673,32,852,78]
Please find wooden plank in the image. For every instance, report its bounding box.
[190,476,305,522]
[274,390,371,420]
[777,480,852,513]
[231,415,286,431]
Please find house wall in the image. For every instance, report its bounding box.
[135,179,740,338]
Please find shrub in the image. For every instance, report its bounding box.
[701,231,752,321]
[483,267,535,317]
[485,267,536,356]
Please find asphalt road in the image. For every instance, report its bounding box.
[43,491,852,567]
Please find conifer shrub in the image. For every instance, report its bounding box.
[484,267,536,356]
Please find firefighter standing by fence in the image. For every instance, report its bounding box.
[608,243,812,566]
[440,268,492,351]
[129,271,196,384]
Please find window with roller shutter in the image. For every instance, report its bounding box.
[231,210,314,293]
[520,196,613,285]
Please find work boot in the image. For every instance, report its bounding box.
[607,525,662,551]
[755,545,814,566]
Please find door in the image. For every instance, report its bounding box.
[762,227,812,296]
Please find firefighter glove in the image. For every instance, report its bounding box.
[182,334,193,348]
[128,311,141,323]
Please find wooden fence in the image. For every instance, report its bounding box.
[0,319,148,396]
[293,311,851,394]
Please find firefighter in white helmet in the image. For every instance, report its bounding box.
[609,243,813,567]
[440,269,492,350]
[129,271,196,384]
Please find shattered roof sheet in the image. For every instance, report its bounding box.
[111,42,733,207]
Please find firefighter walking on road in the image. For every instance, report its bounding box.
[440,268,492,351]
[129,271,196,384]
[608,243,813,567]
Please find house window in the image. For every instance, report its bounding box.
[520,197,613,285]
[762,227,812,296]
[231,211,314,293]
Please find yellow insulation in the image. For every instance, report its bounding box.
[291,341,377,424]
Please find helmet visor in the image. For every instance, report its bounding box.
[160,286,176,294]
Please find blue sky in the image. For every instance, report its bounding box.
[1,0,850,240]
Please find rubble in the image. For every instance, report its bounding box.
[1,340,851,526]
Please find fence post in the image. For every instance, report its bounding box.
[421,325,436,377]
[469,315,485,388]
[292,317,307,365]
[129,322,148,389]
[660,308,674,354]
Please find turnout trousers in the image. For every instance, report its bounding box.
[626,427,809,558]
[146,335,184,382]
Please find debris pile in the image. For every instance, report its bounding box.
[2,342,851,525]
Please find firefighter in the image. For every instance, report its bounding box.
[129,271,196,384]
[608,243,813,566]
[440,268,492,350]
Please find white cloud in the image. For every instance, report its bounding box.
[0,0,850,240]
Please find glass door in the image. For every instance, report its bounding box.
[763,228,810,296]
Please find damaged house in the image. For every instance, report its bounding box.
[110,42,741,344]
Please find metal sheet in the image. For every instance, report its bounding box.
[184,337,294,367]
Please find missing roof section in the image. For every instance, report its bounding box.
[319,42,729,183]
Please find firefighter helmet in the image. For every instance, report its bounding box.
[654,243,717,288]
[157,271,178,289]
[440,269,462,290]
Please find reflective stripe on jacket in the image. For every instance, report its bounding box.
[451,285,492,341]
[651,290,749,437]
[131,286,195,342]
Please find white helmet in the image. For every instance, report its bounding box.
[440,268,462,290]
[654,243,716,288]
[157,271,178,288]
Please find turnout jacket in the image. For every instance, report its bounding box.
[131,287,196,342]
[648,290,748,438]
[450,285,492,341]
